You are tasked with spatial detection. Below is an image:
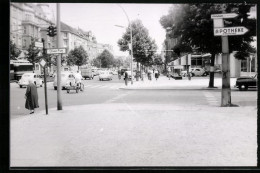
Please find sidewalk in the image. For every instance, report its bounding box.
[11,103,257,167]
[120,75,238,90]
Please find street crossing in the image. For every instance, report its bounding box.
[203,91,219,106]
[45,82,124,90]
[83,83,124,90]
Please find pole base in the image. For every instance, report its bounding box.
[221,103,239,107]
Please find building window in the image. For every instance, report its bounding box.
[64,32,68,38]
[241,60,247,72]
[191,57,202,67]
[23,26,26,34]
[64,40,68,47]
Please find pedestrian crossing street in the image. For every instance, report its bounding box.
[203,91,219,106]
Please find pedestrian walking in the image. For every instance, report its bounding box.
[25,79,39,114]
[118,69,121,80]
[148,70,152,81]
[124,71,128,86]
[154,69,159,81]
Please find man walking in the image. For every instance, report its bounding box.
[154,69,159,81]
[124,71,128,86]
[25,79,39,114]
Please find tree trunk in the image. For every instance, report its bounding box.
[208,53,215,88]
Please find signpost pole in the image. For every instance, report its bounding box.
[43,65,48,115]
[213,16,231,106]
[56,3,62,110]
[42,38,48,115]
[212,13,248,106]
[221,35,231,106]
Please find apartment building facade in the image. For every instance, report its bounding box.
[10,3,114,74]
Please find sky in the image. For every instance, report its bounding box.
[47,3,173,57]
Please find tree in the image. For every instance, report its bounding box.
[117,19,158,72]
[153,55,164,66]
[160,3,256,87]
[10,40,21,60]
[95,49,115,68]
[66,46,88,70]
[25,40,41,72]
[114,58,124,68]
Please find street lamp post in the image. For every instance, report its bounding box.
[117,4,133,85]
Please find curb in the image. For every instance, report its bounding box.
[119,87,221,90]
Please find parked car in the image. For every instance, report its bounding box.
[53,71,75,90]
[234,74,257,91]
[99,71,112,81]
[81,69,94,80]
[191,68,208,76]
[18,73,43,88]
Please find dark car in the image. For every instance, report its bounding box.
[235,74,257,91]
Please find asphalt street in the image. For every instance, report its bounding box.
[10,75,257,118]
[10,75,257,166]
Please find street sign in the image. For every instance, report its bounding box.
[214,26,249,36]
[211,13,238,19]
[47,48,66,54]
[39,59,46,67]
[34,41,43,48]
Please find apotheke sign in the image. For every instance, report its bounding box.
[211,13,238,19]
[214,26,249,36]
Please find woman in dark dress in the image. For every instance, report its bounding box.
[25,79,39,114]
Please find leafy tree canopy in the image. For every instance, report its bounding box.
[118,19,158,66]
[160,3,256,60]
[10,40,21,60]
[67,46,88,68]
[95,49,115,68]
[25,40,41,68]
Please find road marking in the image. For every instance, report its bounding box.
[203,91,219,106]
[104,93,129,103]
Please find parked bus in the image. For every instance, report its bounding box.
[10,60,33,81]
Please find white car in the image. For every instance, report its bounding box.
[99,71,112,81]
[18,73,43,88]
[53,71,76,90]
[181,68,207,77]
[191,68,208,76]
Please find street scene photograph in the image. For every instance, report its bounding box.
[10,2,257,167]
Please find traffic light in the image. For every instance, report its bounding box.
[47,25,57,37]
[47,25,54,37]
[52,26,57,37]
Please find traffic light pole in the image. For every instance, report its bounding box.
[56,3,62,110]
